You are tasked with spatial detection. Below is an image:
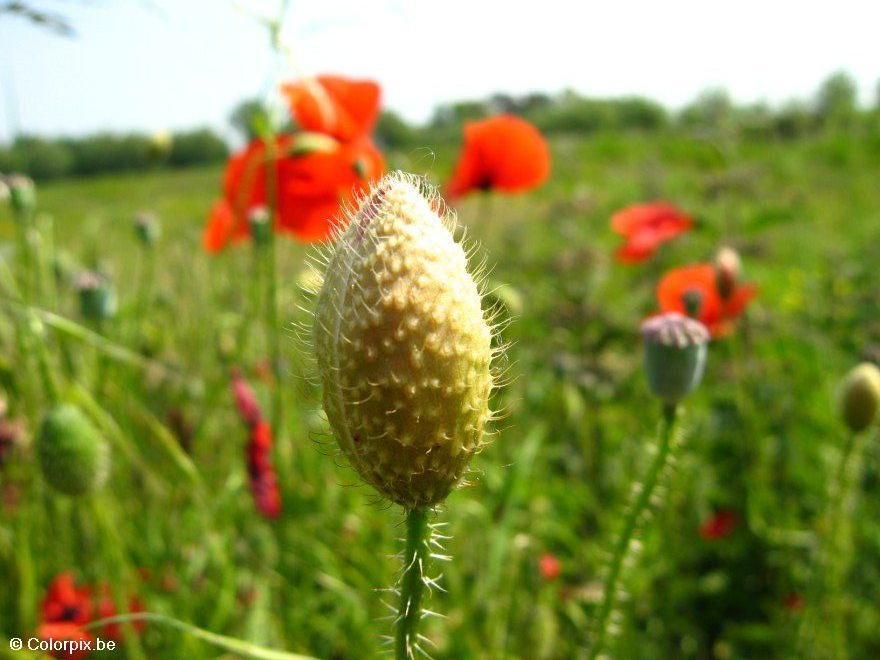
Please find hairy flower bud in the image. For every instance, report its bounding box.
[248,206,272,246]
[714,246,741,300]
[642,312,709,404]
[37,404,109,496]
[839,363,880,433]
[314,172,493,508]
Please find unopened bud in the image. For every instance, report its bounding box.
[642,312,709,404]
[839,363,880,433]
[7,174,35,217]
[75,271,117,321]
[248,206,272,246]
[37,404,109,496]
[134,211,161,247]
[714,246,741,300]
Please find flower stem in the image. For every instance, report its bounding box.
[589,402,679,659]
[395,507,431,660]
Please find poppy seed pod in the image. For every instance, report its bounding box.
[134,211,161,246]
[642,312,709,404]
[37,404,109,496]
[839,363,880,433]
[75,271,117,321]
[314,172,494,508]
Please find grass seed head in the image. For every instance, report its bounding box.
[314,171,494,508]
[38,404,109,496]
[839,362,880,433]
[642,312,709,404]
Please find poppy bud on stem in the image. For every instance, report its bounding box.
[314,172,495,658]
[589,313,708,658]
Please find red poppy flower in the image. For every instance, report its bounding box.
[539,553,561,581]
[611,202,692,263]
[203,136,384,252]
[447,114,550,199]
[657,263,757,337]
[36,622,94,660]
[699,509,739,540]
[42,573,92,626]
[281,75,381,142]
[231,369,262,428]
[95,586,146,640]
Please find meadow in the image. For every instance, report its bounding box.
[3,125,880,659]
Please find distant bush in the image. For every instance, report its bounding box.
[167,128,228,167]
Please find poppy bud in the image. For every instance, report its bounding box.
[7,174,36,217]
[314,172,494,508]
[37,404,109,496]
[248,206,272,246]
[642,312,709,404]
[839,363,880,433]
[134,211,161,247]
[714,246,741,300]
[75,271,117,321]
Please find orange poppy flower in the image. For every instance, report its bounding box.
[656,263,757,337]
[281,75,381,142]
[447,114,550,199]
[611,202,692,263]
[202,136,385,252]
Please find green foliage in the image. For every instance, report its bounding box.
[167,128,229,168]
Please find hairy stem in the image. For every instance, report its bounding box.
[396,507,431,660]
[590,403,679,659]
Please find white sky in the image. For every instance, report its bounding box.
[1,0,878,143]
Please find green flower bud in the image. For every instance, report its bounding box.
[37,404,109,496]
[642,312,709,404]
[134,211,161,247]
[248,206,272,246]
[839,363,880,433]
[7,174,36,217]
[314,172,494,508]
[75,271,117,321]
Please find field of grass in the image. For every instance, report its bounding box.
[3,128,880,659]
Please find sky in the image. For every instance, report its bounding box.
[1,0,878,143]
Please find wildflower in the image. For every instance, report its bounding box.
[41,573,92,625]
[37,404,109,497]
[447,115,550,199]
[611,202,692,263]
[699,509,738,540]
[247,420,281,518]
[202,135,384,251]
[641,312,709,404]
[539,553,562,581]
[36,622,93,659]
[657,263,757,337]
[839,363,880,433]
[281,75,381,142]
[314,172,494,507]
[231,369,263,427]
[74,271,118,322]
[134,211,160,247]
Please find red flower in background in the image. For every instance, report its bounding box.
[231,369,262,427]
[657,263,756,337]
[783,592,805,612]
[447,114,550,199]
[95,586,146,640]
[37,622,94,659]
[247,420,282,519]
[699,509,739,540]
[539,553,562,581]
[282,75,381,142]
[611,202,692,263]
[42,573,92,626]
[203,136,384,252]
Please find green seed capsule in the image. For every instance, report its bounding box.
[642,312,709,404]
[839,363,880,433]
[38,404,109,496]
[314,172,494,508]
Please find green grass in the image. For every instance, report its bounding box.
[3,128,880,658]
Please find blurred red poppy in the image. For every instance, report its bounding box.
[447,114,550,199]
[282,75,381,142]
[657,263,756,337]
[783,592,805,611]
[611,202,692,263]
[539,553,561,581]
[203,136,384,252]
[231,369,262,428]
[42,573,92,626]
[247,420,282,519]
[699,509,738,540]
[37,622,94,660]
